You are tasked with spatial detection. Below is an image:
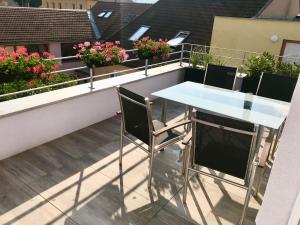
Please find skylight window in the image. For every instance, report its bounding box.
[104,11,112,18]
[168,31,190,46]
[98,11,112,18]
[98,12,106,17]
[129,26,150,41]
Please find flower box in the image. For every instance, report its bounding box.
[134,37,171,60]
[74,41,128,68]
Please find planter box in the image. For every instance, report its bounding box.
[184,67,205,83]
[241,76,260,94]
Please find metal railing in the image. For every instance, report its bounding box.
[1,43,299,101]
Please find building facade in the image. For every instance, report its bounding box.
[210,16,300,66]
[41,0,96,9]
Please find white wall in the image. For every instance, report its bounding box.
[48,42,62,58]
[256,78,300,224]
[0,64,184,160]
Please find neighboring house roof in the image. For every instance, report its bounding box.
[91,1,152,40]
[0,7,95,45]
[109,0,270,49]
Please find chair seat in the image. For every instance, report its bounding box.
[152,120,181,145]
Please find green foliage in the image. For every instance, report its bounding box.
[0,73,77,102]
[244,52,276,78]
[190,51,201,69]
[0,47,77,102]
[276,62,300,78]
[190,47,226,68]
[244,51,300,78]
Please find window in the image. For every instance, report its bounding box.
[167,31,190,46]
[58,2,62,8]
[79,4,82,9]
[280,40,300,64]
[24,44,48,54]
[52,2,55,8]
[104,11,112,18]
[98,11,112,18]
[61,43,78,63]
[129,26,150,41]
[98,11,106,17]
[46,2,49,7]
[72,3,75,9]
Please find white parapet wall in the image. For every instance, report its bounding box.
[0,63,184,160]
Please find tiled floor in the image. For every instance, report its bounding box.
[0,100,270,225]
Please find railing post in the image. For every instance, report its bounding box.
[145,59,149,76]
[89,67,95,90]
[188,44,193,67]
[180,43,185,67]
[242,52,247,65]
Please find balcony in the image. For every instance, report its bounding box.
[0,44,298,225]
[0,98,267,225]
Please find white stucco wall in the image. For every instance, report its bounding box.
[256,78,300,224]
[0,63,184,160]
[48,42,62,58]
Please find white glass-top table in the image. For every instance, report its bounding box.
[152,81,290,130]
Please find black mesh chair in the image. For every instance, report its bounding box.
[256,72,298,102]
[117,86,191,188]
[204,64,238,90]
[182,111,259,225]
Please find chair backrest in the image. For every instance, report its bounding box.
[184,68,205,84]
[192,111,257,180]
[204,64,237,90]
[117,86,152,145]
[257,72,298,102]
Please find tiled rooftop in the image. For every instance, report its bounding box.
[0,7,94,44]
[0,100,268,225]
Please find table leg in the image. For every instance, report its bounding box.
[161,99,167,124]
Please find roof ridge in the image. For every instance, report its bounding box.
[0,6,86,12]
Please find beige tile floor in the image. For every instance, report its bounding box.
[0,100,270,225]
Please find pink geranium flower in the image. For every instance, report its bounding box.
[28,80,36,87]
[31,52,40,59]
[40,72,47,79]
[84,41,91,47]
[43,51,54,59]
[49,75,55,81]
[12,52,19,59]
[33,65,41,73]
[52,64,59,71]
[16,47,28,56]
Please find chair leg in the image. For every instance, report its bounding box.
[119,133,124,166]
[148,148,155,188]
[181,147,186,175]
[239,162,258,225]
[183,145,191,204]
[254,166,266,197]
[271,130,280,159]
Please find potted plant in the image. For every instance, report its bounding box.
[185,50,205,83]
[0,47,76,101]
[74,41,128,68]
[0,47,16,83]
[134,37,172,60]
[185,48,227,83]
[0,47,59,84]
[242,52,276,94]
